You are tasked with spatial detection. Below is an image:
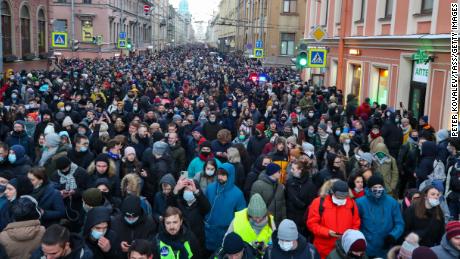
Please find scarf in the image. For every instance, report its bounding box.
[38,146,57,166]
[158,230,189,259]
[370,131,381,140]
[401,125,411,135]
[58,163,77,191]
[199,153,214,161]
[107,151,121,160]
[319,133,329,145]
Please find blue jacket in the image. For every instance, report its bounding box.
[0,196,10,231]
[36,184,66,227]
[204,163,246,251]
[356,189,405,258]
[187,156,222,179]
[6,131,34,160]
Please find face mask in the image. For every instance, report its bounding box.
[0,184,6,193]
[83,203,91,212]
[209,118,216,123]
[411,136,419,142]
[308,113,314,118]
[295,108,301,113]
[354,187,363,193]
[371,188,384,199]
[375,152,386,160]
[239,135,245,141]
[90,230,105,240]
[278,240,294,251]
[65,106,71,111]
[11,94,17,99]
[201,151,210,156]
[59,107,65,112]
[332,195,347,206]
[124,216,139,225]
[205,169,215,176]
[183,190,195,202]
[335,130,341,136]
[428,198,440,207]
[79,146,88,152]
[345,139,351,144]
[8,154,16,164]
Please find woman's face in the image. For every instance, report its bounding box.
[277,143,285,151]
[354,177,364,190]
[5,184,16,200]
[38,135,46,146]
[426,188,440,200]
[126,153,135,162]
[27,173,43,188]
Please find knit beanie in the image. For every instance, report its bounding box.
[265,163,281,176]
[95,153,110,165]
[341,229,367,254]
[222,232,245,255]
[152,141,168,156]
[124,146,136,157]
[278,219,298,241]
[446,221,460,240]
[247,193,267,218]
[412,246,438,259]
[55,156,71,170]
[121,195,143,217]
[436,129,449,142]
[318,123,327,131]
[45,133,61,148]
[359,152,374,165]
[9,176,34,197]
[0,170,14,181]
[82,188,104,207]
[62,116,73,127]
[367,175,384,188]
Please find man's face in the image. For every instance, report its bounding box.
[0,147,7,160]
[450,235,460,250]
[164,214,182,236]
[129,251,152,259]
[217,173,228,185]
[75,138,89,151]
[226,250,244,259]
[41,243,69,259]
[92,222,108,234]
[168,133,178,145]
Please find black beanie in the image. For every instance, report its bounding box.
[367,175,384,188]
[9,176,34,197]
[55,156,71,170]
[12,196,41,221]
[95,154,110,165]
[0,170,14,181]
[223,232,244,254]
[121,195,143,218]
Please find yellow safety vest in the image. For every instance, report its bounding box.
[233,208,274,247]
[159,240,193,259]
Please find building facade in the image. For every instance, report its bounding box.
[303,0,453,130]
[152,0,168,51]
[1,0,49,62]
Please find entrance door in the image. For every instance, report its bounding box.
[351,64,362,101]
[409,83,426,120]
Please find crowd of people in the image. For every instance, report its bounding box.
[0,44,458,259]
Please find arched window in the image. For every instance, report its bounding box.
[38,9,46,53]
[20,5,31,56]
[1,1,12,55]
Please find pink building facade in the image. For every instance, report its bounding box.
[302,0,452,130]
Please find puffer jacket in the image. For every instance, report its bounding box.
[307,195,360,259]
[251,173,287,226]
[0,220,45,259]
[415,141,437,183]
[431,234,460,259]
[373,143,399,196]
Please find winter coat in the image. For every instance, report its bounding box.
[230,162,246,191]
[286,174,317,235]
[403,204,444,247]
[415,141,437,183]
[327,238,369,259]
[397,141,420,175]
[214,242,257,259]
[203,121,222,141]
[431,234,460,259]
[355,102,372,117]
[211,140,231,163]
[187,156,222,179]
[68,148,95,170]
[193,172,216,191]
[8,155,32,177]
[251,173,287,226]
[31,184,66,227]
[43,145,69,177]
[263,231,320,259]
[153,224,201,259]
[110,211,157,245]
[87,163,120,198]
[6,131,34,160]
[381,119,403,158]
[0,220,45,259]
[152,191,177,222]
[132,135,152,160]
[307,196,360,258]
[356,190,405,258]
[247,135,269,162]
[170,143,187,174]
[373,143,399,196]
[204,163,246,251]
[84,207,121,259]
[141,153,174,200]
[30,233,93,259]
[244,157,266,199]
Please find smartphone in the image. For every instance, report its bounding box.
[180,171,189,178]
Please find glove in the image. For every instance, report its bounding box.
[383,235,396,249]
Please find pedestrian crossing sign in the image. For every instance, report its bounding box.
[307,48,327,68]
[118,39,127,49]
[52,32,68,48]
[254,48,264,58]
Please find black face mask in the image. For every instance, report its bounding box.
[201,151,210,156]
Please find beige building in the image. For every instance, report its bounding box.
[210,0,306,65]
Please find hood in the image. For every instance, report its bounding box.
[326,152,338,169]
[11,145,26,160]
[219,162,236,190]
[159,173,176,188]
[374,143,390,156]
[436,129,449,142]
[83,206,111,236]
[4,220,43,242]
[440,234,460,257]
[421,141,437,158]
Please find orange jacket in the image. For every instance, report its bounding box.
[306,195,361,259]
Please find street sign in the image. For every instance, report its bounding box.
[52,32,68,48]
[255,40,263,48]
[119,32,126,39]
[310,26,327,43]
[307,48,327,68]
[254,48,264,58]
[118,39,127,49]
[144,5,151,13]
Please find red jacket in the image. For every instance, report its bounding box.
[356,102,371,117]
[307,195,361,259]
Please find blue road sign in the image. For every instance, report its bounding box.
[119,32,127,39]
[308,49,327,68]
[256,40,263,48]
[52,32,68,48]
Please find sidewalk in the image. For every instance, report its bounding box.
[4,60,49,72]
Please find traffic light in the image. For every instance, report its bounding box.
[127,38,132,50]
[249,72,258,82]
[71,40,79,51]
[297,50,308,68]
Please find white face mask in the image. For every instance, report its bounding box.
[428,198,440,207]
[205,169,215,176]
[278,240,294,251]
[345,139,351,144]
[332,195,347,206]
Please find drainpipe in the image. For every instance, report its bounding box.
[336,0,348,91]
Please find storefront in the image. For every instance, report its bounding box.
[409,56,429,120]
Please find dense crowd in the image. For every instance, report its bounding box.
[0,44,458,259]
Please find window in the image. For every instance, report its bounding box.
[1,1,12,55]
[54,19,67,32]
[38,9,46,53]
[83,0,92,4]
[421,0,433,14]
[280,33,295,56]
[359,0,365,21]
[376,69,389,105]
[20,5,31,55]
[384,0,393,18]
[283,0,296,13]
[56,0,67,3]
[322,0,329,26]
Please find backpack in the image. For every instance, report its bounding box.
[428,159,446,181]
